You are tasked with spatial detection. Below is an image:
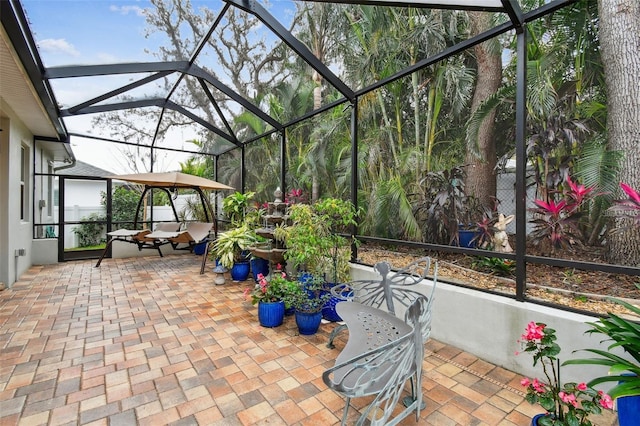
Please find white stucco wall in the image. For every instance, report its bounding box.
[0,111,35,287]
[349,262,621,390]
[0,116,10,287]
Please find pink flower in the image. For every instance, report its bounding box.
[576,382,588,391]
[520,378,530,387]
[522,322,545,341]
[599,393,614,409]
[532,379,546,393]
[559,391,578,407]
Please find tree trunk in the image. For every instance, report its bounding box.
[599,0,640,266]
[464,12,501,213]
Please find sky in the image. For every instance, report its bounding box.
[21,0,297,174]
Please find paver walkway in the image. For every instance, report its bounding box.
[0,255,615,425]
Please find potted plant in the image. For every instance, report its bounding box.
[275,203,325,274]
[222,191,255,227]
[310,198,358,321]
[416,166,482,247]
[563,298,640,426]
[279,275,305,315]
[313,198,358,284]
[211,224,256,281]
[244,270,287,327]
[517,321,614,425]
[290,274,330,335]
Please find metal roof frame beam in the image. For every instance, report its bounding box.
[61,98,238,145]
[225,0,355,102]
[49,61,281,133]
[296,0,505,12]
[65,71,174,114]
[198,78,238,141]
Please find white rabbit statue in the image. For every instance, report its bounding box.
[493,213,514,253]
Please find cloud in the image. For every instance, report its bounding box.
[109,4,145,17]
[38,38,80,57]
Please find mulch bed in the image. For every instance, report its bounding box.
[356,243,640,317]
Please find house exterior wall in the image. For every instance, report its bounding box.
[0,106,36,288]
[0,116,9,288]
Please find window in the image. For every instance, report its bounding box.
[47,164,53,217]
[20,145,29,221]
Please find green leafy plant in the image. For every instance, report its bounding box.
[562,269,582,286]
[277,203,327,273]
[518,322,613,425]
[277,199,359,283]
[279,276,305,310]
[314,197,359,283]
[471,257,515,277]
[290,275,330,314]
[211,225,256,269]
[223,191,255,227]
[72,213,105,247]
[563,299,640,399]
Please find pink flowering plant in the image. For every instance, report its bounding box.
[244,265,289,305]
[529,176,596,252]
[518,321,613,426]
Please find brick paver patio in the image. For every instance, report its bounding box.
[0,255,616,425]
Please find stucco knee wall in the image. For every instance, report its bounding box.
[349,262,620,388]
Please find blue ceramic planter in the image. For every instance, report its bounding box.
[295,311,322,335]
[230,261,250,281]
[258,300,285,328]
[458,229,477,248]
[531,414,547,425]
[193,239,208,255]
[322,284,352,322]
[250,257,269,281]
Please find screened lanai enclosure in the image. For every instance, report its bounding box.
[9,0,639,312]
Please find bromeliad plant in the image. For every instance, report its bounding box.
[518,321,613,426]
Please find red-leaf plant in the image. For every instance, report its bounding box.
[529,175,595,252]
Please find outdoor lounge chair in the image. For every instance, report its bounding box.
[95,222,181,267]
[146,221,215,274]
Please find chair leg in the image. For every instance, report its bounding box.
[341,397,351,426]
[95,238,115,267]
[327,324,347,349]
[200,240,210,275]
[402,376,425,411]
